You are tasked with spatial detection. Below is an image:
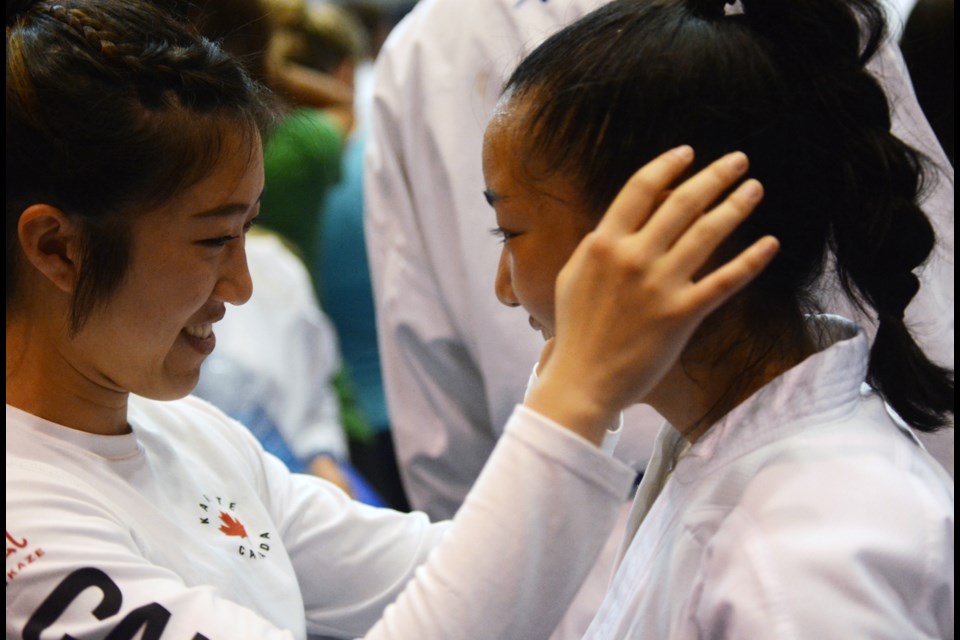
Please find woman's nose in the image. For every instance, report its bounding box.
[215,244,254,306]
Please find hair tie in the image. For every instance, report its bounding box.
[688,0,742,19]
[724,1,745,16]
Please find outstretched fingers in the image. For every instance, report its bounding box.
[636,151,751,254]
[535,149,779,439]
[595,145,695,236]
[664,177,765,278]
[663,167,778,315]
[686,235,780,316]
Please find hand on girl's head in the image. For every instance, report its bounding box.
[526,146,778,441]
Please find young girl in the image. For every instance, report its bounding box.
[5,0,773,637]
[483,0,953,637]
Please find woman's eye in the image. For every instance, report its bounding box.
[199,217,258,248]
[489,226,519,244]
[199,235,237,248]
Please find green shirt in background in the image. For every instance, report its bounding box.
[260,109,372,445]
[261,107,345,274]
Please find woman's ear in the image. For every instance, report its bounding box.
[17,204,82,294]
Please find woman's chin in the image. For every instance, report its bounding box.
[132,371,203,402]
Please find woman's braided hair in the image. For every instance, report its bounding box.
[6,0,278,331]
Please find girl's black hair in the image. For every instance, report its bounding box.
[505,0,953,430]
[6,0,278,332]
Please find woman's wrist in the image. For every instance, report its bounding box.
[523,365,618,446]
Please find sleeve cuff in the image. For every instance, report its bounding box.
[507,404,636,499]
[524,362,624,456]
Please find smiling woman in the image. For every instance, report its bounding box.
[6,0,273,432]
[6,1,776,638]
[77,131,264,404]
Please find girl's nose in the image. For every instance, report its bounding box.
[495,250,520,307]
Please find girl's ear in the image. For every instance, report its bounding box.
[17,204,82,294]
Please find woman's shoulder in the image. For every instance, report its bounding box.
[691,431,953,636]
[734,399,953,526]
[6,396,267,494]
[707,416,954,592]
[690,394,954,568]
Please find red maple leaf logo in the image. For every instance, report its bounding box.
[218,512,248,539]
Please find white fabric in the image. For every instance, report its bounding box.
[524,362,636,639]
[881,0,918,38]
[208,231,348,461]
[586,316,954,639]
[5,397,634,639]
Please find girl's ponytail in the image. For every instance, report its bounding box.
[741,0,954,430]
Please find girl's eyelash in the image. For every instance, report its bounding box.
[489,227,518,243]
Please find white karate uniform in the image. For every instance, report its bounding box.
[586,316,954,639]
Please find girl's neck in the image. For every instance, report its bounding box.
[648,315,816,444]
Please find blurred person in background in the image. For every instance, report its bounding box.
[185,0,380,498]
[315,0,415,510]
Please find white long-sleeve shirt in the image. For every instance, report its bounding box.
[6,397,634,639]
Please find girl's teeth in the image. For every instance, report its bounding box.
[185,324,212,339]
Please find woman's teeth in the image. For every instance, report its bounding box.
[184,324,213,339]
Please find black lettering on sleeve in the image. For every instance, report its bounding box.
[104,602,171,640]
[23,567,122,640]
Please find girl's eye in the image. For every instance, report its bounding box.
[489,226,519,244]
